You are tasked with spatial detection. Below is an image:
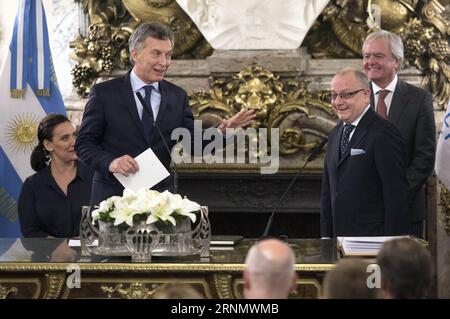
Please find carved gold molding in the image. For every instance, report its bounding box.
[213,274,234,299]
[101,282,158,299]
[71,1,449,107]
[0,262,334,272]
[0,284,18,299]
[43,273,66,299]
[71,0,212,97]
[0,278,42,299]
[188,64,336,158]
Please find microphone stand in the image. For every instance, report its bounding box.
[136,91,178,194]
[261,138,328,238]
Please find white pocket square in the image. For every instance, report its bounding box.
[351,148,366,156]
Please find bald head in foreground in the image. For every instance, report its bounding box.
[243,239,297,299]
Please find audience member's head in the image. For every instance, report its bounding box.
[377,237,432,299]
[153,283,204,299]
[243,239,297,299]
[322,258,378,299]
[30,113,73,171]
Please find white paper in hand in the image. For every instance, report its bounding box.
[113,148,170,192]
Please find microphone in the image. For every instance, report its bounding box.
[136,91,179,194]
[261,137,328,238]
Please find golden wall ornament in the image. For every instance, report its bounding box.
[70,0,212,97]
[188,64,336,156]
[213,274,234,299]
[42,273,66,299]
[70,1,449,106]
[304,0,450,108]
[0,284,18,299]
[101,282,159,299]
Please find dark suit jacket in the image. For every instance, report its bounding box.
[75,71,194,205]
[321,108,409,237]
[370,80,436,224]
[18,161,94,237]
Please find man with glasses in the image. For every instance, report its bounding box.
[363,30,436,238]
[321,67,409,238]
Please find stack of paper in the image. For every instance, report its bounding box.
[210,235,243,246]
[337,236,409,257]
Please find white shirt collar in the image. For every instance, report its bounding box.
[347,105,371,127]
[372,75,397,95]
[130,68,159,92]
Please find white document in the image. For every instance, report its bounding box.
[337,236,410,256]
[113,148,170,192]
[68,239,98,247]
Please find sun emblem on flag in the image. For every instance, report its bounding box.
[5,113,41,154]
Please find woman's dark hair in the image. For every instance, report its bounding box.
[30,114,70,171]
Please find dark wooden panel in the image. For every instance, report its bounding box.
[178,172,322,238]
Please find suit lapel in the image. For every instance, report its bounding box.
[325,122,342,188]
[148,80,168,143]
[155,80,168,125]
[122,71,148,142]
[369,82,376,110]
[388,80,409,124]
[329,121,344,166]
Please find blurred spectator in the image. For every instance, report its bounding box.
[322,258,378,299]
[377,237,432,298]
[243,239,297,299]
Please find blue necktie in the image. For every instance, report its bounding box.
[340,123,355,155]
[141,85,154,140]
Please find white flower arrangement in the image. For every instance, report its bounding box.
[91,188,201,227]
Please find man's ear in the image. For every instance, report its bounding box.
[380,276,392,299]
[394,57,402,72]
[290,273,298,294]
[243,270,250,290]
[130,48,137,63]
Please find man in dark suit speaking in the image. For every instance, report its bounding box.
[321,68,409,238]
[75,22,254,205]
[362,30,436,238]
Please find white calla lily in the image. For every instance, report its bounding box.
[91,188,201,228]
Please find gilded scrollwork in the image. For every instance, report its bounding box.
[188,64,336,157]
[101,282,159,299]
[398,2,450,108]
[0,284,18,299]
[42,273,66,299]
[70,1,449,106]
[70,0,212,97]
[213,274,234,299]
[305,0,450,108]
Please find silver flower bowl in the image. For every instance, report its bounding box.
[80,206,211,261]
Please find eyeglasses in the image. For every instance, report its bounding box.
[331,88,367,100]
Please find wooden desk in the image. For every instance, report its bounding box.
[0,238,336,299]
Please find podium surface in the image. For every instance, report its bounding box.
[0,238,336,299]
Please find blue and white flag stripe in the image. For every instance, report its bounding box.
[10,0,29,95]
[0,0,66,237]
[436,101,450,190]
[10,0,52,97]
[31,0,51,95]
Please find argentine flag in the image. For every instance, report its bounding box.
[436,101,450,190]
[0,0,66,237]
